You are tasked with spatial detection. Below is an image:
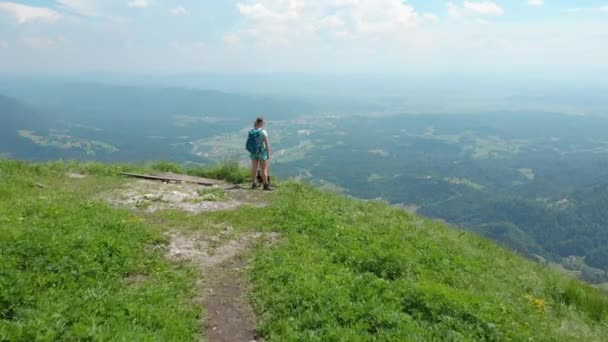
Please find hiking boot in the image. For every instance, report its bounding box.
[252,182,259,189]
[263,183,272,191]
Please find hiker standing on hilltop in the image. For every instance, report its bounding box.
[246,117,271,191]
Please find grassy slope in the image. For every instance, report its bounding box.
[0,161,202,341]
[1,160,608,341]
[238,185,608,341]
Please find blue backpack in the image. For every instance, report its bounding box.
[246,129,263,154]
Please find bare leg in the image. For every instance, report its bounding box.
[251,160,260,184]
[260,160,269,185]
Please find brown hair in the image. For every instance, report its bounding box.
[254,117,264,128]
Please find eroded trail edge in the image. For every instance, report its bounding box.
[167,230,279,342]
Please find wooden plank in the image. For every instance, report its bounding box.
[154,172,221,186]
[120,172,217,186]
[224,184,244,190]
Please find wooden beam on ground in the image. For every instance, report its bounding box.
[120,172,218,186]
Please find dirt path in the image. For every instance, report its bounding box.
[167,231,279,342]
[204,255,256,342]
[104,175,277,341]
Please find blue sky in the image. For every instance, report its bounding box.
[0,1,607,73]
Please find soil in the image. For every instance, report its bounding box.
[167,231,279,342]
[204,255,257,342]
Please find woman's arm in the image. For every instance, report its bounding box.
[264,137,270,157]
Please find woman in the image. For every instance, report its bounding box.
[249,117,271,190]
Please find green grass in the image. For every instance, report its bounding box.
[197,188,229,202]
[0,160,200,341]
[221,184,608,341]
[188,156,250,184]
[2,159,608,341]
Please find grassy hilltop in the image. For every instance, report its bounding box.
[1,159,608,341]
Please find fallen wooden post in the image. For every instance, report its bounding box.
[224,184,244,190]
[120,172,218,186]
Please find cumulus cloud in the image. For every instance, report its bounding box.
[237,1,301,22]
[448,1,504,17]
[527,0,543,7]
[463,1,503,15]
[233,0,423,45]
[171,5,188,16]
[127,0,148,9]
[0,2,60,24]
[352,0,420,34]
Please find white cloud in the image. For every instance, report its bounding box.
[222,33,241,46]
[600,6,608,13]
[237,2,300,22]
[234,0,423,45]
[329,0,357,8]
[448,1,503,17]
[171,5,188,16]
[463,1,503,16]
[352,0,420,34]
[0,2,59,24]
[127,0,148,9]
[527,0,543,7]
[56,0,103,17]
